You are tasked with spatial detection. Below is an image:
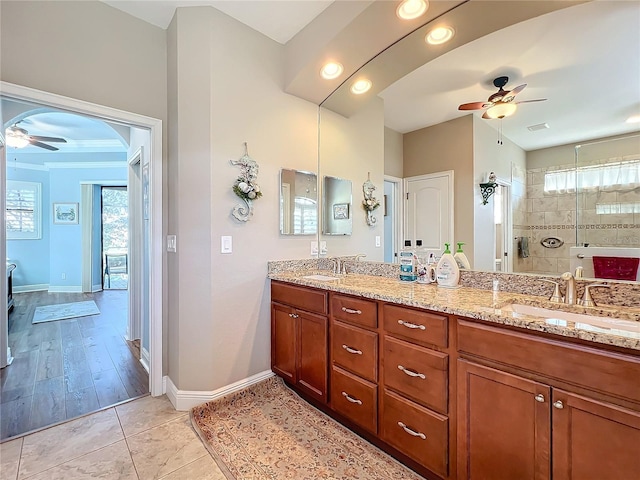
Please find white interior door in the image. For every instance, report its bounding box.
[404,171,454,257]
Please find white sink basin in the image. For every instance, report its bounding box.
[501,303,640,334]
[302,274,340,281]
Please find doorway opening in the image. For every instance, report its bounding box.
[102,186,129,290]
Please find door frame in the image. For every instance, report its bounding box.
[0,81,164,396]
[127,149,142,344]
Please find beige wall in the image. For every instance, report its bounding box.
[403,115,474,264]
[384,127,403,178]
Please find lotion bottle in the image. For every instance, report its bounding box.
[436,243,460,288]
[453,242,471,269]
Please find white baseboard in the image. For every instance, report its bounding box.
[13,284,49,293]
[139,347,150,373]
[48,286,82,293]
[165,369,275,411]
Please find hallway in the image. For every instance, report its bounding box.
[1,290,148,440]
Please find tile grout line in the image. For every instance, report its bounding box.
[115,405,141,479]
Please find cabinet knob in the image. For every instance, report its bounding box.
[397,422,426,440]
[534,394,545,403]
[398,365,426,379]
[341,391,362,405]
[342,344,363,355]
[553,400,564,409]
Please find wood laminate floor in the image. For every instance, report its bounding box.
[0,290,149,440]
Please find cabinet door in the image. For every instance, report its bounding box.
[457,360,550,480]
[271,302,297,383]
[552,389,640,480]
[298,310,328,403]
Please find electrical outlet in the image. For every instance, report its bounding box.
[167,235,177,253]
[310,241,318,256]
[375,236,381,247]
[320,241,327,255]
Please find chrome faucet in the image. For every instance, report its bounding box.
[331,258,342,275]
[561,271,577,305]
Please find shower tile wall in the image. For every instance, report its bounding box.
[514,161,640,275]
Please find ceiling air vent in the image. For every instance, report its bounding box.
[527,123,549,132]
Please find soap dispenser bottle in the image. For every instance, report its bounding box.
[436,243,460,288]
[453,242,471,269]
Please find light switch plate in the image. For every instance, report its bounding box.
[221,236,232,254]
[310,241,318,256]
[375,236,381,247]
[167,235,177,253]
[320,241,327,255]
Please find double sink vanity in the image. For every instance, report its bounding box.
[268,259,640,480]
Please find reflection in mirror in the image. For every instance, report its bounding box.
[279,168,317,235]
[322,175,352,236]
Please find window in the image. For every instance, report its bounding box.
[544,159,640,194]
[6,180,42,240]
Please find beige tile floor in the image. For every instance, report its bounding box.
[0,394,226,480]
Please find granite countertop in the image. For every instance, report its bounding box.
[269,271,640,352]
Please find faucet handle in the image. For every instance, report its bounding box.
[580,283,610,307]
[540,278,563,303]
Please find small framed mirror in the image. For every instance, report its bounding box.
[322,175,352,236]
[279,168,318,235]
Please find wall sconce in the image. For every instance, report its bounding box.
[480,172,497,205]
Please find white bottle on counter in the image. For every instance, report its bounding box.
[453,242,471,269]
[436,243,460,288]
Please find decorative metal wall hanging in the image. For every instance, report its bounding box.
[230,142,261,222]
[361,172,380,226]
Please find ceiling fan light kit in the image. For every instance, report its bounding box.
[5,123,67,151]
[485,102,517,119]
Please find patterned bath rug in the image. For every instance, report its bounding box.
[190,376,424,480]
[32,300,100,324]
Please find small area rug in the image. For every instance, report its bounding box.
[32,300,100,324]
[190,376,423,480]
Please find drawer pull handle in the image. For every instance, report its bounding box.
[397,365,426,379]
[288,313,299,319]
[397,320,426,330]
[342,344,363,355]
[553,400,564,409]
[397,422,426,440]
[534,394,545,403]
[342,307,362,315]
[341,392,362,405]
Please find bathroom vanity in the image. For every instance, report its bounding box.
[269,267,640,480]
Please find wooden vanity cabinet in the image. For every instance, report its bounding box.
[457,318,640,480]
[271,282,328,403]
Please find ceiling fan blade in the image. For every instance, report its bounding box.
[29,135,67,143]
[29,139,59,151]
[516,98,548,104]
[458,101,494,111]
[502,84,527,103]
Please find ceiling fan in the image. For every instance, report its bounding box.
[458,76,547,119]
[5,122,67,151]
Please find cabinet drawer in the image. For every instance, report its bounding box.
[331,366,377,435]
[332,321,378,382]
[383,304,448,348]
[331,294,377,328]
[272,281,327,315]
[457,319,640,404]
[383,336,448,414]
[381,389,448,477]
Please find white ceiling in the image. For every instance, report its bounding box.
[379,1,640,151]
[101,0,334,44]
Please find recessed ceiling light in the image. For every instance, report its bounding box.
[626,115,640,123]
[351,79,372,95]
[425,26,455,45]
[320,62,344,80]
[396,0,428,20]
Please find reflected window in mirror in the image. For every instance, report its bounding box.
[280,168,317,235]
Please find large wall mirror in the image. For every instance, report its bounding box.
[317,0,640,281]
[322,175,352,236]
